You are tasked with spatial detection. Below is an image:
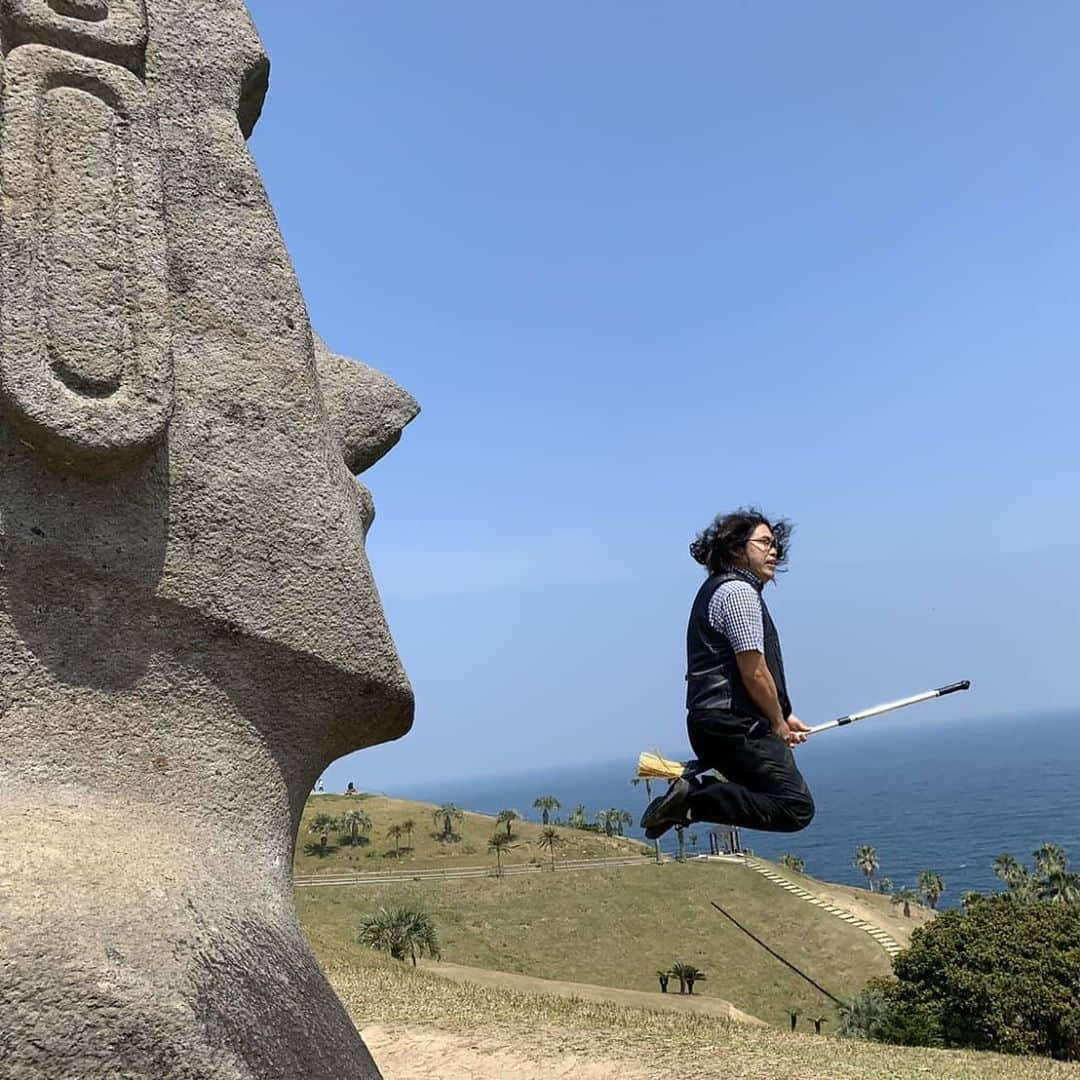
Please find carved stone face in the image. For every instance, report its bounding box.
[0,0,418,779]
[0,3,417,1075]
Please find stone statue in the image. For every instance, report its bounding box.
[0,2,417,1076]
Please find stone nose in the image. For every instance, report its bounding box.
[313,335,421,476]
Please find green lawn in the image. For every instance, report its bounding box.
[298,855,891,1027]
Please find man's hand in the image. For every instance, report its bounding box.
[774,713,811,747]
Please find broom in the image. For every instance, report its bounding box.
[637,680,970,782]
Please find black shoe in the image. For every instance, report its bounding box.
[643,814,688,841]
[639,777,692,833]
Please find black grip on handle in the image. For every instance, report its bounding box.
[936,680,971,696]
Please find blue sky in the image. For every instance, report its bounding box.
[246,2,1079,791]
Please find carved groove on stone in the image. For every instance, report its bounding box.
[0,0,147,75]
[0,44,172,467]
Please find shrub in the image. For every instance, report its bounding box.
[861,894,1080,1059]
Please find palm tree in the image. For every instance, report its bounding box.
[656,970,670,993]
[786,1007,800,1032]
[568,804,589,830]
[1034,842,1069,879]
[675,824,687,863]
[633,778,663,863]
[386,823,404,856]
[533,796,561,826]
[917,869,945,909]
[809,1016,827,1035]
[876,877,893,897]
[496,808,520,838]
[614,809,632,837]
[308,813,338,855]
[669,961,705,995]
[779,853,806,874]
[595,809,615,837]
[357,905,440,966]
[488,832,512,876]
[402,818,415,849]
[537,827,562,871]
[891,887,920,918]
[854,844,879,891]
[340,809,372,847]
[433,803,464,842]
[1041,870,1080,904]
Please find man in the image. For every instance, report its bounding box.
[640,508,815,837]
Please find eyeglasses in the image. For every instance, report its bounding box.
[746,536,779,553]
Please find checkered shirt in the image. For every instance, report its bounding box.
[707,565,765,654]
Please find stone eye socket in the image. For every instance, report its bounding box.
[48,0,109,22]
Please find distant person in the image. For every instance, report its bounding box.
[345,782,357,796]
[641,508,815,838]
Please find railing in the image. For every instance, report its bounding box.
[294,854,652,888]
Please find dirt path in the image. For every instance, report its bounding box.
[417,958,766,1025]
[361,1023,662,1080]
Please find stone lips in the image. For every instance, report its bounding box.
[0,1,418,1076]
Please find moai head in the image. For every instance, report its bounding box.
[0,2,417,1076]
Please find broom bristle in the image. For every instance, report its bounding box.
[637,751,687,781]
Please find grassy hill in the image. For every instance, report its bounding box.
[295,794,1080,1076]
[295,793,645,877]
[295,794,907,1028]
[324,949,1079,1080]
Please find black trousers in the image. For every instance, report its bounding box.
[686,712,815,833]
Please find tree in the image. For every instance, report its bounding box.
[386,823,404,856]
[876,877,893,897]
[402,818,415,848]
[675,824,687,863]
[537,826,562,871]
[340,809,372,847]
[357,905,441,966]
[488,832,512,876]
[779,853,806,874]
[567,804,589,830]
[669,962,705,995]
[308,813,338,856]
[433,803,464,842]
[496,808,520,838]
[854,845,879,891]
[917,869,945,910]
[810,1016,827,1036]
[891,887,921,919]
[866,895,1080,1059]
[657,970,670,993]
[533,796,561,826]
[993,845,1079,904]
[632,778,662,863]
[1034,842,1069,879]
[786,1008,800,1032]
[839,987,891,1040]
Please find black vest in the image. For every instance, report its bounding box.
[685,570,791,722]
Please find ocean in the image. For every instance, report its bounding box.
[394,708,1080,906]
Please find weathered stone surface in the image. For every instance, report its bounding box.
[0,3,418,1076]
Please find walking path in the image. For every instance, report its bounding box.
[416,959,767,1026]
[743,858,903,957]
[295,855,651,889]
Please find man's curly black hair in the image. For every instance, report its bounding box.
[689,507,794,575]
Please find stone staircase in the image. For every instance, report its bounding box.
[745,857,903,958]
